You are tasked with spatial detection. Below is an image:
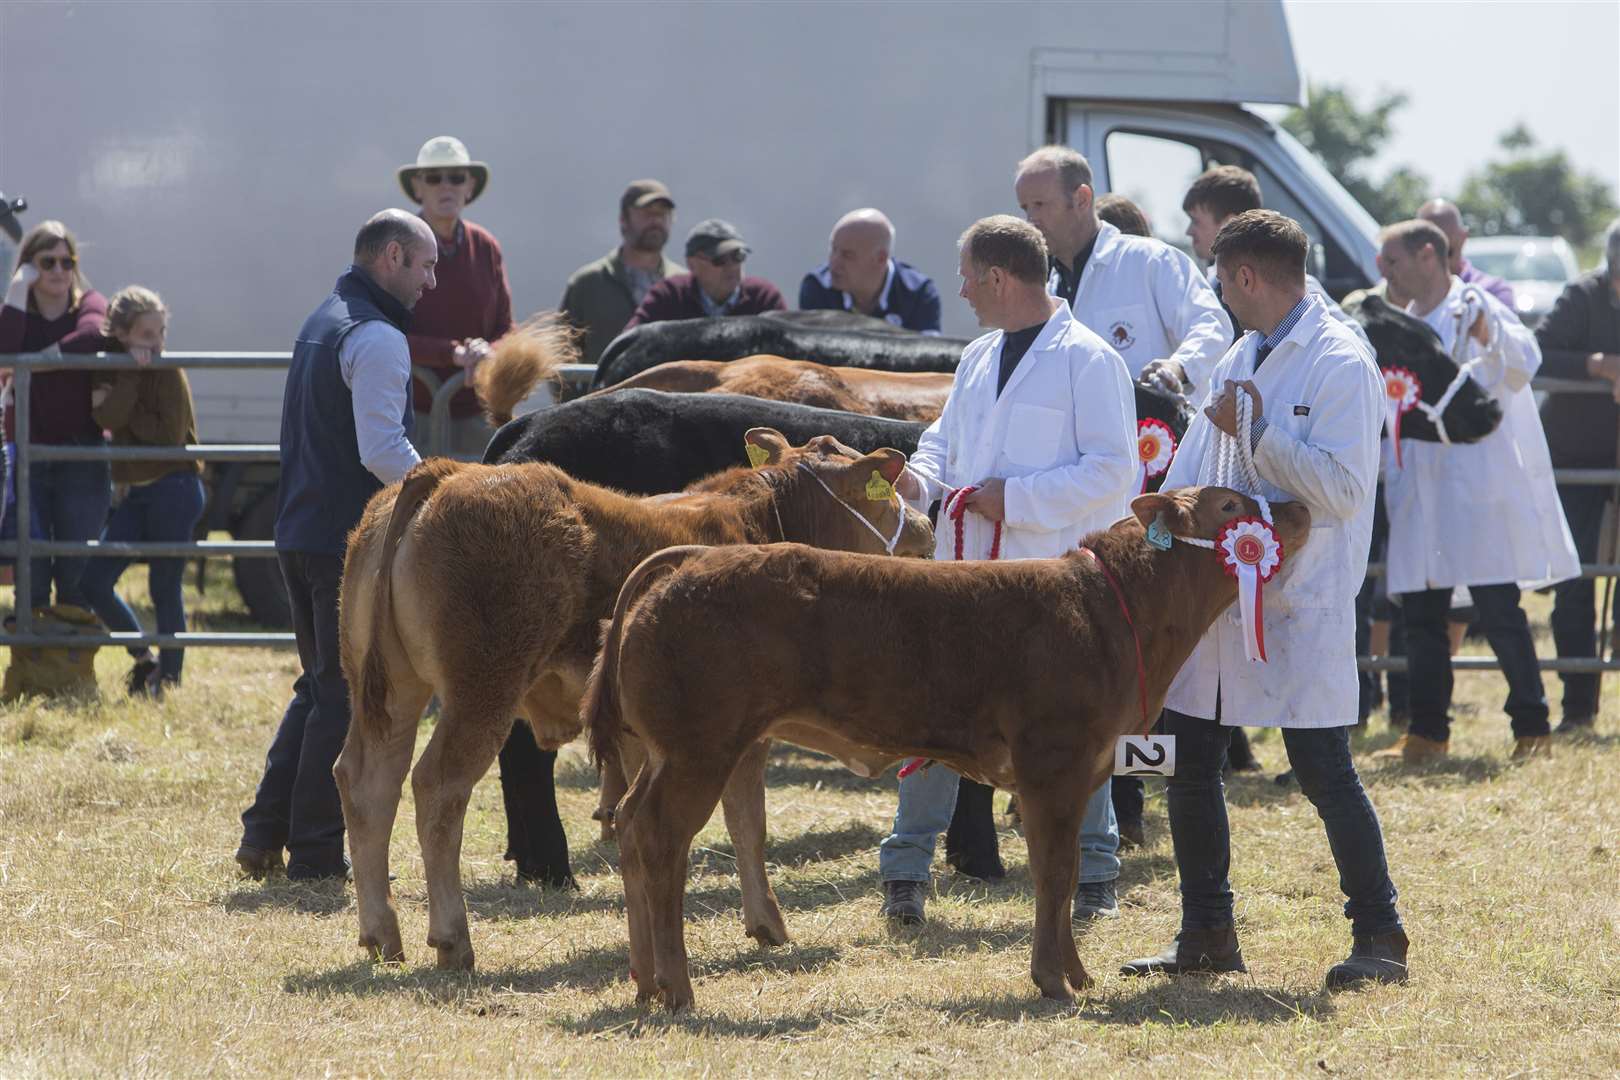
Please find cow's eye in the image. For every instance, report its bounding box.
[1222,499,1239,513]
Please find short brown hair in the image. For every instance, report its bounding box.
[106,286,167,337]
[14,220,91,309]
[958,215,1049,286]
[1379,219,1450,264]
[1210,210,1308,287]
[1182,166,1262,220]
[1097,194,1151,238]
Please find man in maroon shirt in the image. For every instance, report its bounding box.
[396,136,513,456]
[624,219,785,328]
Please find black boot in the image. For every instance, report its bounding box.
[1120,926,1246,976]
[881,879,928,925]
[944,778,1006,880]
[1325,928,1409,990]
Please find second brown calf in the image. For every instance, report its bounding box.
[584,486,1311,1010]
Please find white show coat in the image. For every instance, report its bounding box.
[1053,221,1232,403]
[904,301,1136,562]
[1164,295,1383,728]
[1381,278,1579,595]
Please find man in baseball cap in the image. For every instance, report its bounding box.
[623,218,786,329]
[558,179,685,365]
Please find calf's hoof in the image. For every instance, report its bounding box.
[657,976,694,1013]
[1031,969,1076,1002]
[945,849,1007,882]
[745,916,789,948]
[591,807,617,843]
[359,932,405,964]
[429,937,476,972]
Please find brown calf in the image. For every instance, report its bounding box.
[611,355,951,421]
[583,486,1311,1010]
[334,431,932,972]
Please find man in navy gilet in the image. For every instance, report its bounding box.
[237,210,435,881]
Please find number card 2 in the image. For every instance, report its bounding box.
[1114,735,1175,776]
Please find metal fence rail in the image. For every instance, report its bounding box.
[2,351,1618,672]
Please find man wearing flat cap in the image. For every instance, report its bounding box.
[624,219,786,329]
[397,135,512,454]
[560,180,686,364]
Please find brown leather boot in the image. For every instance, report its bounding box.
[1119,926,1246,976]
[1372,733,1448,764]
[1511,735,1552,761]
[1325,928,1409,990]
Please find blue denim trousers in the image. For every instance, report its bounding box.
[4,441,112,610]
[79,472,207,683]
[1162,707,1401,937]
[879,764,1119,884]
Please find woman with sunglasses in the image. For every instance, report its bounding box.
[0,220,112,613]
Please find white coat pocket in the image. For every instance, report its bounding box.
[1003,402,1066,468]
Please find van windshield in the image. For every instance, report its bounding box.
[1272,126,1381,243]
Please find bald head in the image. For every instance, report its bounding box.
[827,208,895,302]
[353,208,438,308]
[1417,199,1468,272]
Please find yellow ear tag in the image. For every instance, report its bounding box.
[745,444,770,469]
[866,470,896,502]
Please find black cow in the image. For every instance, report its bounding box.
[1348,294,1502,444]
[485,385,1195,888]
[592,315,971,389]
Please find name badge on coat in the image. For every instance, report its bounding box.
[1114,735,1175,776]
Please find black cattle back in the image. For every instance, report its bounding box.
[1348,294,1502,444]
[485,388,924,494]
[593,315,971,389]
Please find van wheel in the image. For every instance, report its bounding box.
[232,494,291,629]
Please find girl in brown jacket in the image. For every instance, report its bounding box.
[77,287,205,696]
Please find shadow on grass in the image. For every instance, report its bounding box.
[463,880,620,920]
[557,998,841,1038]
[938,979,1333,1027]
[219,881,351,917]
[283,940,844,1001]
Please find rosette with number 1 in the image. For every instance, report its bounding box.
[1383,367,1421,468]
[1216,517,1284,662]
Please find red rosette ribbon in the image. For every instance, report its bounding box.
[1136,417,1177,493]
[1215,516,1284,663]
[1383,366,1422,468]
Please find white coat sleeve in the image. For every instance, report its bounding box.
[340,321,423,486]
[1155,248,1233,397]
[1252,350,1382,523]
[1003,350,1137,532]
[903,412,949,510]
[1484,296,1542,395]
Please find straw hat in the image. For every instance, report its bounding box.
[397,136,489,204]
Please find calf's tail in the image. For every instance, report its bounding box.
[470,312,580,426]
[583,545,713,773]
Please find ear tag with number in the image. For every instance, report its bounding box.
[866,470,896,502]
[1147,512,1174,551]
[745,443,770,469]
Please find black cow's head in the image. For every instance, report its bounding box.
[1347,294,1502,444]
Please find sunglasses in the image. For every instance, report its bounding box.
[699,250,746,266]
[419,171,468,186]
[35,255,77,271]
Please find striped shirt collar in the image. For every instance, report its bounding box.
[1257,293,1315,354]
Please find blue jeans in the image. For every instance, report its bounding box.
[880,764,1119,884]
[1161,707,1401,937]
[239,551,351,876]
[3,440,112,609]
[79,472,207,683]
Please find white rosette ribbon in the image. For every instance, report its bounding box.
[1216,516,1284,663]
[1136,418,1176,494]
[1383,366,1421,468]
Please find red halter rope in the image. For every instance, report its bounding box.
[1079,545,1151,737]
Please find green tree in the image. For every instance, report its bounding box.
[1281,84,1429,224]
[1455,126,1619,246]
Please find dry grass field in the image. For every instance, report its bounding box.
[2,574,1618,1078]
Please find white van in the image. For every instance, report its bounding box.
[1,0,1379,620]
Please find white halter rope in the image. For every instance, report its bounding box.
[1180,385,1273,549]
[796,462,908,555]
[1398,284,1493,448]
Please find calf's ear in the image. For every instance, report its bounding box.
[1130,492,1175,528]
[744,427,791,467]
[862,448,908,484]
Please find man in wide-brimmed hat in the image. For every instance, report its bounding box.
[559,179,685,365]
[397,135,512,455]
